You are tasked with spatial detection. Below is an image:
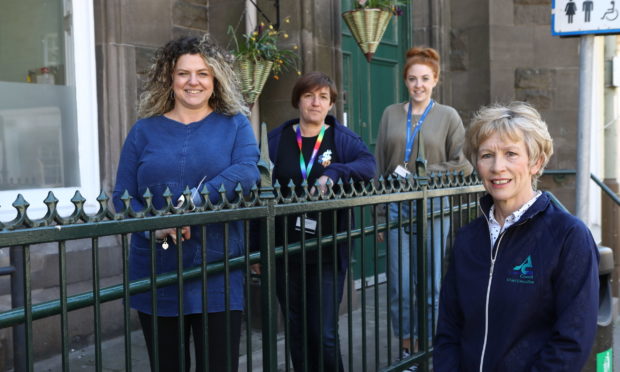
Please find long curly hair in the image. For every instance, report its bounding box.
[138,35,249,118]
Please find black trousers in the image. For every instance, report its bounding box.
[138,311,242,372]
[276,261,346,372]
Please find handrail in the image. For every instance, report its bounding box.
[590,174,620,206]
[546,191,570,213]
[543,169,620,206]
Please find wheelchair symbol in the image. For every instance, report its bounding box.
[602,1,619,21]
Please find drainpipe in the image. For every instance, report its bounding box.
[576,35,594,223]
[245,1,260,139]
[603,36,620,297]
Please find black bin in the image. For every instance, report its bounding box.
[583,246,614,372]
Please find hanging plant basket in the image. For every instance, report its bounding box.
[342,8,393,62]
[237,59,274,106]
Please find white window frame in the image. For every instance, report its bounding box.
[0,0,99,221]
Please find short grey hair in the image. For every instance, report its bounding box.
[464,102,554,186]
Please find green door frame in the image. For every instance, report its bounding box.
[341,0,412,282]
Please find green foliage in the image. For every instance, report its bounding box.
[228,18,300,79]
[353,0,405,14]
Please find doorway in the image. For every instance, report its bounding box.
[341,0,411,282]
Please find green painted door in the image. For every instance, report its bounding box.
[341,0,411,282]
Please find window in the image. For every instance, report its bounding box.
[0,0,98,220]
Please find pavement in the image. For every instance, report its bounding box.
[25,283,407,372]
[18,285,620,371]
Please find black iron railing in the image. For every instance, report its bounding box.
[0,124,485,372]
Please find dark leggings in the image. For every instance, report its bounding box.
[138,311,242,372]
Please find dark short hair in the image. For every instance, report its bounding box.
[291,71,338,108]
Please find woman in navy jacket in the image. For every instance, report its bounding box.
[263,71,375,371]
[434,102,598,371]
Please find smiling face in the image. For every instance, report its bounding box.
[172,53,214,112]
[476,132,542,215]
[404,63,438,106]
[298,86,334,127]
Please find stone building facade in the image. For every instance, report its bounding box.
[95,0,587,205]
[2,0,611,367]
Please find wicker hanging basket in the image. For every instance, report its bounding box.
[342,8,393,62]
[237,59,274,105]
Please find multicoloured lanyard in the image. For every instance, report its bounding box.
[404,99,434,166]
[296,124,326,181]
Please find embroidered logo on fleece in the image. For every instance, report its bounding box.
[319,149,332,167]
[506,255,535,284]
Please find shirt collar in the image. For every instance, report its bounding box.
[489,191,543,232]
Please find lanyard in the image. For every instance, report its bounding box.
[404,99,434,166]
[296,124,326,181]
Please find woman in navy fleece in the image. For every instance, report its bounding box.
[434,102,598,371]
[265,72,375,371]
[113,36,259,372]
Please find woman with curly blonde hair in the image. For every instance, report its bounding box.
[138,35,249,118]
[113,35,259,372]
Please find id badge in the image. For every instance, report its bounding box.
[393,164,411,178]
[295,215,317,234]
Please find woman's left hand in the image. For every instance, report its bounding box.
[155,226,191,245]
[312,175,333,195]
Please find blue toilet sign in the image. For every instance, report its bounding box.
[553,0,620,36]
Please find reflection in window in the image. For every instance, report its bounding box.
[0,0,79,190]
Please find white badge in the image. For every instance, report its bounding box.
[393,164,411,178]
[295,216,317,234]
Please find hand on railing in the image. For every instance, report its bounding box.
[376,232,385,243]
[155,226,191,245]
[310,175,333,195]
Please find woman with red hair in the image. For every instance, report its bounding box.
[375,47,472,366]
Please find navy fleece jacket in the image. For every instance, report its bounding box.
[268,115,376,184]
[264,115,376,271]
[434,192,599,372]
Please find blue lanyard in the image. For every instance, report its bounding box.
[404,99,434,166]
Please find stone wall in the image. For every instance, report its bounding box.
[428,0,582,210]
[95,0,228,197]
[0,0,340,365]
[0,0,590,365]
[488,0,580,211]
[0,0,247,365]
[0,237,127,366]
[258,0,342,130]
[448,0,491,124]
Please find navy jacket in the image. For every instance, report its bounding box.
[434,192,599,372]
[268,115,376,184]
[265,115,376,271]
